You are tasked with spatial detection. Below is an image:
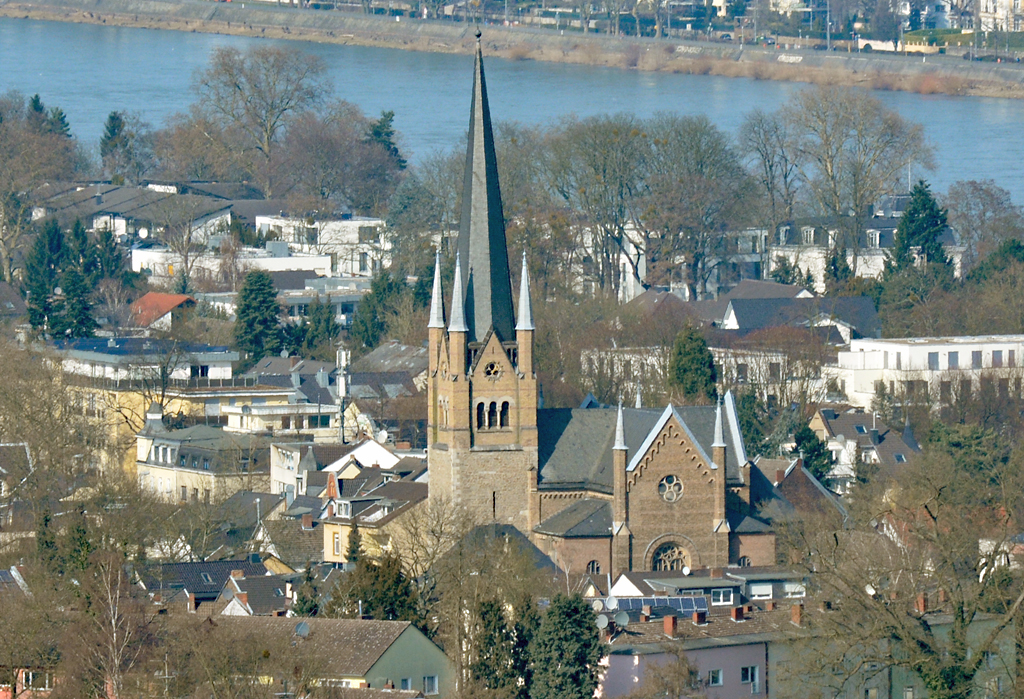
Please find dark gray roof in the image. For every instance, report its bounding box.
[225,574,289,615]
[269,270,322,291]
[538,403,748,491]
[349,341,428,376]
[0,282,26,317]
[140,559,268,601]
[455,41,515,344]
[533,499,611,538]
[726,296,880,339]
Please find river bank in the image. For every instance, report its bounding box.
[4,0,1024,98]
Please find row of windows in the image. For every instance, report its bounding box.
[925,349,1016,371]
[877,377,1024,402]
[282,415,331,429]
[149,479,210,503]
[476,401,511,429]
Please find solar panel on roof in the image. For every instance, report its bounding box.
[694,597,709,612]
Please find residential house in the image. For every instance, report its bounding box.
[0,282,26,323]
[131,242,332,287]
[768,211,965,294]
[33,182,231,243]
[836,334,1024,410]
[343,340,430,449]
[321,478,428,566]
[129,291,196,333]
[137,557,269,612]
[269,442,352,498]
[232,356,348,443]
[758,457,848,521]
[135,404,272,503]
[253,514,325,570]
[256,213,387,276]
[188,616,454,695]
[808,407,920,494]
[218,570,291,616]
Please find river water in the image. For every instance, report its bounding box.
[2,16,1024,199]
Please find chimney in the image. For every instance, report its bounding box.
[663,615,678,637]
[791,603,803,627]
[235,591,248,608]
[710,568,723,579]
[640,605,651,623]
[290,356,299,368]
[938,588,947,603]
[766,601,777,611]
[819,600,832,612]
[776,469,786,486]
[301,514,314,530]
[870,428,880,445]
[915,593,928,614]
[152,593,162,603]
[384,681,394,690]
[692,610,707,625]
[731,606,745,622]
[187,593,196,613]
[230,570,244,580]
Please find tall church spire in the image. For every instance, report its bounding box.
[515,251,534,332]
[427,249,446,329]
[456,31,515,344]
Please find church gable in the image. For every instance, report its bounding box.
[626,415,717,497]
[469,327,515,379]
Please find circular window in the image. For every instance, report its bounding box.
[658,475,683,502]
[484,362,500,378]
[652,543,691,571]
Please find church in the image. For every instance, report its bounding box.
[426,34,780,578]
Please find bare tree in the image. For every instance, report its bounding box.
[783,86,931,268]
[625,645,706,698]
[194,46,329,197]
[944,179,1024,270]
[740,108,801,244]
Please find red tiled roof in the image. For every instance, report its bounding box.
[131,292,195,327]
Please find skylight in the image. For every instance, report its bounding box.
[855,425,868,434]
[894,454,907,463]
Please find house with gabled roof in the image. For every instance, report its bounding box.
[129,291,195,332]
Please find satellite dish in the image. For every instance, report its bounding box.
[605,596,618,611]
[592,599,604,612]
[865,584,877,597]
[377,429,389,443]
[614,611,629,627]
[138,228,149,239]
[681,566,691,576]
[595,614,609,629]
[295,621,310,638]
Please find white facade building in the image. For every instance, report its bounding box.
[838,335,1024,409]
[132,246,332,286]
[256,215,387,276]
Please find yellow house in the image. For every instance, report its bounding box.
[320,475,428,565]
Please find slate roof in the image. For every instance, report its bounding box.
[261,520,324,568]
[349,341,428,376]
[245,357,337,377]
[534,498,612,538]
[225,574,290,615]
[207,617,415,676]
[269,270,322,291]
[762,458,847,521]
[40,184,231,229]
[434,524,559,575]
[725,296,880,339]
[722,280,812,300]
[538,401,748,491]
[818,409,919,467]
[139,559,268,600]
[130,292,195,327]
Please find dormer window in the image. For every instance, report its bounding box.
[340,502,352,518]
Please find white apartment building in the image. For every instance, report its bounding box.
[132,245,332,286]
[838,335,1024,409]
[256,215,387,276]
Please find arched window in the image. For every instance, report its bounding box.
[488,402,498,428]
[586,560,601,574]
[652,542,691,572]
[500,401,510,428]
[476,403,485,429]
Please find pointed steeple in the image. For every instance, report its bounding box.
[456,31,515,344]
[428,249,446,329]
[449,251,468,333]
[515,251,534,332]
[614,400,626,451]
[713,397,726,448]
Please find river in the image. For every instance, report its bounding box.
[2,16,1024,200]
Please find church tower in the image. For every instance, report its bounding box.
[427,33,539,531]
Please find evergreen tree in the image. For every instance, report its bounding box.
[100,111,127,160]
[510,593,539,697]
[667,324,717,404]
[887,181,949,275]
[349,272,405,351]
[292,565,320,617]
[36,508,61,575]
[368,110,407,170]
[735,391,768,458]
[530,594,605,699]
[63,505,93,575]
[65,219,97,282]
[328,552,420,623]
[792,424,832,484]
[52,267,98,338]
[24,220,66,331]
[346,521,362,565]
[46,107,72,138]
[824,247,853,294]
[471,599,517,692]
[234,270,282,363]
[302,297,341,359]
